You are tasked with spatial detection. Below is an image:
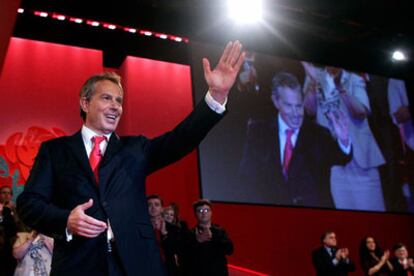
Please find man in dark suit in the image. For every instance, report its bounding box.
[312,231,356,276]
[239,72,351,207]
[183,199,233,276]
[16,41,245,276]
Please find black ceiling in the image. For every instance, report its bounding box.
[14,0,414,79]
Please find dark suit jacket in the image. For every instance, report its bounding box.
[183,224,233,276]
[16,101,223,276]
[390,257,414,276]
[312,246,356,276]
[239,116,352,207]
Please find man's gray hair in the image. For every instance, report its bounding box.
[271,71,302,98]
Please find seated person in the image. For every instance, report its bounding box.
[312,231,355,276]
[390,243,414,276]
[13,229,54,276]
[147,195,181,276]
[359,236,393,275]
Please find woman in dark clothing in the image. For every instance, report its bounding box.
[359,236,393,276]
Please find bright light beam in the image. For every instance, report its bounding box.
[228,0,263,24]
[392,50,406,61]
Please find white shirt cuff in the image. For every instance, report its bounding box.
[332,258,339,266]
[205,91,227,114]
[65,228,73,242]
[338,138,352,155]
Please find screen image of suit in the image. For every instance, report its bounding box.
[16,100,222,276]
[238,115,351,207]
[312,246,356,276]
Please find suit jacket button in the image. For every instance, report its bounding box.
[102,201,108,208]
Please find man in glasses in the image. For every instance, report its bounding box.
[183,199,233,276]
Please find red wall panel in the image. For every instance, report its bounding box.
[0,37,104,142]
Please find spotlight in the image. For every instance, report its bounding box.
[17,8,24,14]
[140,30,153,36]
[155,33,168,39]
[124,27,136,33]
[228,0,263,24]
[52,14,66,21]
[86,20,100,27]
[392,50,406,61]
[104,24,117,30]
[34,11,48,18]
[69,17,83,24]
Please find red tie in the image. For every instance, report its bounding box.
[89,136,106,184]
[282,129,294,177]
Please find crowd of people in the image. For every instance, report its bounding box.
[312,231,414,276]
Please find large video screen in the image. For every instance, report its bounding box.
[191,41,414,213]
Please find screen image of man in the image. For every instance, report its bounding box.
[239,71,352,207]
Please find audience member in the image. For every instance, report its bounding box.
[183,199,233,276]
[13,229,53,276]
[0,195,17,276]
[165,203,188,231]
[312,231,356,276]
[391,243,414,276]
[148,195,181,276]
[359,236,393,275]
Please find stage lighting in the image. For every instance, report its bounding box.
[392,50,406,61]
[228,0,262,24]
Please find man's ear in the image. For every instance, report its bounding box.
[80,97,89,114]
[271,95,280,110]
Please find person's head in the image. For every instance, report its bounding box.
[163,206,176,224]
[79,72,124,135]
[393,243,409,260]
[359,236,383,261]
[321,231,337,248]
[193,199,212,226]
[0,186,13,204]
[271,72,304,129]
[147,194,164,218]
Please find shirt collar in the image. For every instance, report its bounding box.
[278,114,299,135]
[81,125,112,146]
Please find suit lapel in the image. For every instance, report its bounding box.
[273,118,283,174]
[100,133,122,168]
[99,133,122,197]
[289,119,311,171]
[67,131,96,186]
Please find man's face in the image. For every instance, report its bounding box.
[395,246,409,260]
[148,198,163,218]
[272,87,304,129]
[0,187,12,204]
[323,232,337,248]
[81,80,123,135]
[195,204,212,225]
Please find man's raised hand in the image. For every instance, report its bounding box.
[203,40,245,104]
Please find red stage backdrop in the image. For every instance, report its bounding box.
[1,37,413,276]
